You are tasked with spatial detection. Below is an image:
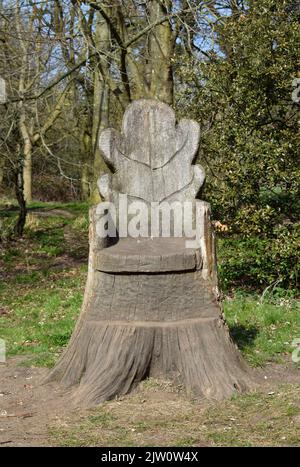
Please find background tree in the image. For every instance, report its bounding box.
[176,0,300,288]
[0,0,299,289]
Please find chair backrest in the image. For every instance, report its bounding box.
[98,99,205,205]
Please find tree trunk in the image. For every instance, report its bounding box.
[80,125,92,200]
[46,96,253,409]
[46,206,253,406]
[0,77,6,191]
[81,160,91,200]
[18,103,32,203]
[14,147,27,237]
[149,0,174,105]
[23,144,32,202]
[0,156,5,192]
[90,11,111,204]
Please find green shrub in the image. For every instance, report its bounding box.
[218,223,300,291]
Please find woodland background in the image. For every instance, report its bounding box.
[0,0,299,292]
[0,0,300,447]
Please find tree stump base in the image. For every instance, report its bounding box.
[45,100,254,406]
[48,316,251,406]
[46,233,253,406]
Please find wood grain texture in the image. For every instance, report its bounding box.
[47,317,252,406]
[94,237,200,272]
[98,99,205,204]
[46,100,253,405]
[45,208,254,405]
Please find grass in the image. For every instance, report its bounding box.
[224,292,300,366]
[49,381,300,447]
[0,199,300,446]
[0,266,85,367]
[0,201,88,366]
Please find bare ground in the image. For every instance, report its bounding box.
[0,357,71,446]
[0,356,300,447]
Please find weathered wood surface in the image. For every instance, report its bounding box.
[46,208,253,405]
[47,211,252,405]
[81,270,219,322]
[98,99,205,205]
[49,317,251,406]
[46,99,253,405]
[94,237,201,272]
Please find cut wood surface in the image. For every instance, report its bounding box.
[98,99,205,205]
[46,99,253,405]
[95,237,201,272]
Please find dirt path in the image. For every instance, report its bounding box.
[0,357,70,447]
[0,356,299,447]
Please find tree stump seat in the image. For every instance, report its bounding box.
[46,99,253,405]
[94,237,201,273]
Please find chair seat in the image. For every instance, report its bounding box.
[94,237,201,273]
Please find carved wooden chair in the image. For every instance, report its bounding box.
[47,99,251,406]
